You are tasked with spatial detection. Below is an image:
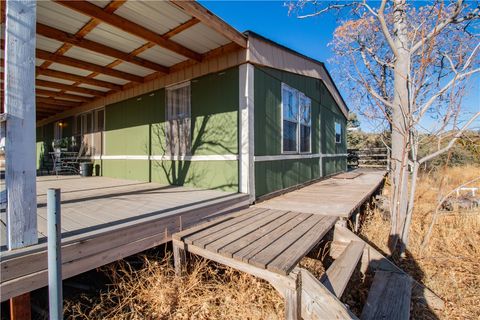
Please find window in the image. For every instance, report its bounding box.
[54,121,63,141]
[282,84,312,153]
[74,108,105,155]
[166,82,191,155]
[335,121,342,144]
[282,85,298,152]
[299,94,312,153]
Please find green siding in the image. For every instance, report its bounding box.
[254,66,347,197]
[101,67,239,191]
[151,160,238,192]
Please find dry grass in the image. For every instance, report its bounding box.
[65,165,479,319]
[64,255,284,320]
[360,165,480,319]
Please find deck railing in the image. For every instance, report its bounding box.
[347,147,390,170]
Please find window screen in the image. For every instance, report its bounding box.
[166,83,191,155]
[282,86,298,152]
[299,95,312,153]
[335,122,342,144]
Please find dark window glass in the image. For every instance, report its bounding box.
[283,120,297,152]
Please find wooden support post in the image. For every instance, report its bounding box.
[172,239,188,276]
[9,293,31,320]
[4,0,38,250]
[239,63,255,202]
[284,269,301,320]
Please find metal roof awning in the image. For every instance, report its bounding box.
[0,0,247,121]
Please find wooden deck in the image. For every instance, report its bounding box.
[0,176,249,301]
[174,207,337,275]
[172,170,390,319]
[255,170,385,217]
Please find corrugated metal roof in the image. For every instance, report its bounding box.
[136,46,186,67]
[2,0,248,120]
[63,47,117,67]
[77,83,110,92]
[47,63,92,77]
[84,23,147,54]
[115,1,191,35]
[37,1,91,35]
[171,23,230,54]
[112,62,153,77]
[36,36,64,53]
[94,74,129,86]
[36,75,75,85]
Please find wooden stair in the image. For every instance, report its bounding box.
[361,271,412,320]
[321,240,365,298]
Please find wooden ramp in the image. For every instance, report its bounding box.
[173,219,443,320]
[255,170,385,217]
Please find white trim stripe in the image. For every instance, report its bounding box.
[254,153,347,162]
[82,154,239,161]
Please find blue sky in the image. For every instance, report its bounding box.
[200,0,480,132]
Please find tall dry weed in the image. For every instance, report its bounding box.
[361,165,480,319]
[65,255,283,319]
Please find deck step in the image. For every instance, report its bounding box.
[360,271,412,320]
[321,240,365,298]
[300,268,358,320]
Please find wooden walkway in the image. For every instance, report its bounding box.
[0,176,249,301]
[174,207,337,275]
[255,170,385,217]
[171,170,444,319]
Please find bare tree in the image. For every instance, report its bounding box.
[289,0,480,252]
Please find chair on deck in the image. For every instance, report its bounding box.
[51,143,86,176]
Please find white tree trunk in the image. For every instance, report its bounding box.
[389,0,411,251]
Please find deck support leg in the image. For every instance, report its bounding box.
[354,210,361,233]
[284,269,301,320]
[9,293,31,320]
[173,240,188,276]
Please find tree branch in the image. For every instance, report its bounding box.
[418,111,480,164]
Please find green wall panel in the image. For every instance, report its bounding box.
[253,66,347,197]
[190,69,239,156]
[100,67,239,191]
[151,160,238,192]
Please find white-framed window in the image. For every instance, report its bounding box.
[335,121,342,144]
[74,107,105,155]
[281,83,312,153]
[166,82,191,156]
[54,121,63,141]
[299,94,312,153]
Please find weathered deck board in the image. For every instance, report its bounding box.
[233,212,311,263]
[217,210,296,257]
[204,210,286,252]
[361,271,412,320]
[267,215,337,275]
[0,176,249,301]
[256,170,385,217]
[321,240,365,298]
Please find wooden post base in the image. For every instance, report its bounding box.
[9,293,31,320]
[173,239,188,276]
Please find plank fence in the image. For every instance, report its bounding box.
[348,148,390,170]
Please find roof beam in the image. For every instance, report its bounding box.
[37,23,170,73]
[35,88,94,102]
[36,49,144,83]
[36,104,68,112]
[35,79,107,97]
[36,67,122,91]
[164,17,200,39]
[38,0,127,71]
[56,0,203,61]
[170,1,247,49]
[36,97,82,107]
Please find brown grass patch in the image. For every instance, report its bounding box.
[65,165,479,319]
[64,255,284,319]
[360,165,480,319]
